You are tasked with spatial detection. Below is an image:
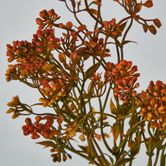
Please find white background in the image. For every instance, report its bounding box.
[0,0,166,166]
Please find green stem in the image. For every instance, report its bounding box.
[98,95,113,154]
[120,18,134,60]
[93,138,109,165]
[129,159,133,166]
[76,83,86,114]
[93,4,102,36]
[160,145,166,166]
[94,112,116,119]
[115,39,121,62]
[57,138,89,160]
[103,85,112,111]
[153,149,160,166]
[147,155,153,166]
[67,145,100,166]
[84,0,103,25]
[90,138,105,165]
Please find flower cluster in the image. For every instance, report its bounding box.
[36,9,60,30]
[5,1,165,165]
[139,81,166,131]
[22,115,56,139]
[5,29,61,81]
[6,40,32,62]
[6,56,46,81]
[84,37,110,57]
[5,64,18,81]
[6,40,45,80]
[106,60,140,103]
[7,96,20,107]
[51,150,71,163]
[88,72,106,97]
[6,96,21,119]
[103,18,124,38]
[32,29,60,54]
[39,78,69,106]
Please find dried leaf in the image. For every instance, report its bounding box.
[111,122,121,144]
[6,108,15,114]
[110,99,118,115]
[12,113,19,119]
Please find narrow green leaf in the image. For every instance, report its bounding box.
[85,63,100,79]
[122,40,137,45]
[89,8,98,16]
[119,21,127,32]
[117,158,131,165]
[37,141,56,148]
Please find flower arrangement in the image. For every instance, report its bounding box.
[6,0,165,165]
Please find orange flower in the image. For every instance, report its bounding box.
[106,60,140,103]
[22,115,55,139]
[36,9,60,30]
[138,81,166,131]
[7,96,20,107]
